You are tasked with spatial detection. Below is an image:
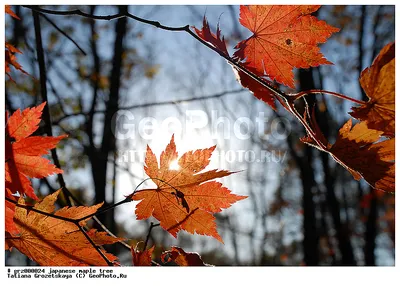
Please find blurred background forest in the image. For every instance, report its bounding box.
[5,5,395,266]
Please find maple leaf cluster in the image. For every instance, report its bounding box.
[5,102,67,234]
[4,100,245,266]
[300,42,395,193]
[195,5,339,109]
[194,6,395,193]
[5,103,124,266]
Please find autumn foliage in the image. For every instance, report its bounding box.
[196,5,395,193]
[4,5,395,266]
[5,5,28,82]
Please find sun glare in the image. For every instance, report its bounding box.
[169,159,180,170]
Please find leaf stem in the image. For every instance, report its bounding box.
[76,197,131,222]
[92,216,131,250]
[292,89,367,105]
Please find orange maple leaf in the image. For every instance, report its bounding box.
[6,190,124,266]
[131,245,155,266]
[5,6,28,82]
[350,42,395,138]
[161,246,206,266]
[233,5,339,88]
[302,119,394,193]
[5,102,67,200]
[329,120,394,193]
[132,135,247,243]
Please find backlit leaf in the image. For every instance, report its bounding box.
[350,42,395,137]
[6,190,124,266]
[131,135,247,243]
[5,102,67,200]
[234,5,339,88]
[161,246,206,266]
[131,245,155,266]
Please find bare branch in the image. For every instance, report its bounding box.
[53,88,245,124]
[40,13,87,55]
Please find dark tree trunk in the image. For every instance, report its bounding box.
[364,189,377,265]
[287,134,319,266]
[296,69,320,266]
[360,6,378,266]
[89,5,128,229]
[298,68,356,265]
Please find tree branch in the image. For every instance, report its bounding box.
[143,222,160,251]
[293,89,366,105]
[40,12,87,55]
[23,5,287,101]
[53,88,244,124]
[6,197,76,223]
[78,225,114,266]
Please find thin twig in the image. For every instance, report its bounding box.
[292,89,367,105]
[40,13,87,55]
[92,216,131,249]
[77,197,131,222]
[143,222,160,251]
[53,88,244,125]
[77,225,114,266]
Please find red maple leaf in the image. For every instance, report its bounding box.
[131,135,247,242]
[5,102,67,200]
[193,16,229,56]
[5,189,18,235]
[233,5,339,88]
